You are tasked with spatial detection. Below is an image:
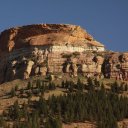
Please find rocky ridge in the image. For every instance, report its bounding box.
[0,24,95,53]
[0,24,127,83]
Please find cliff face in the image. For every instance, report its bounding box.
[0,24,127,83]
[0,24,98,53]
[104,52,128,80]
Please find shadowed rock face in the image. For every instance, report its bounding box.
[0,24,127,83]
[103,52,128,80]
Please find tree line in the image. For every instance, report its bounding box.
[0,78,128,128]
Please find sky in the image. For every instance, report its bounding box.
[0,0,128,52]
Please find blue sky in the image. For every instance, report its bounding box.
[0,0,128,51]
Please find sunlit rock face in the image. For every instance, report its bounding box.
[1,23,127,83]
[0,24,105,53]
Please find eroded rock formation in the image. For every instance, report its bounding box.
[104,52,128,80]
[0,24,104,54]
[0,24,127,83]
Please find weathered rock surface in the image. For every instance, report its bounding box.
[0,24,127,83]
[0,24,104,53]
[104,52,128,80]
[24,60,34,79]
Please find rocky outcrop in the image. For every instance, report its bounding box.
[0,24,104,54]
[0,46,127,83]
[24,60,34,79]
[0,24,127,83]
[104,52,128,80]
[40,67,47,76]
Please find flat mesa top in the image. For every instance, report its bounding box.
[0,24,104,52]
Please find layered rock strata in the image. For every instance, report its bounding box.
[0,24,104,53]
[0,24,127,83]
[104,52,128,80]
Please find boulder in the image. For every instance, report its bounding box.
[40,67,47,76]
[24,60,34,79]
[65,64,71,73]
[71,63,78,76]
[49,74,55,81]
[34,67,40,75]
[95,56,104,65]
[81,64,88,73]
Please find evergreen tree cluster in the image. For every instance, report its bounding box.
[45,90,128,128]
[11,80,57,98]
[2,79,128,128]
[111,81,128,93]
[28,80,56,92]
[61,78,102,92]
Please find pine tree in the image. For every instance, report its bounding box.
[87,77,95,90]
[44,116,62,128]
[10,87,16,97]
[27,81,32,90]
[124,84,128,91]
[0,116,5,127]
[38,97,48,116]
[36,79,41,89]
[15,84,19,91]
[61,80,65,88]
[9,100,21,120]
[32,111,40,128]
[111,81,120,93]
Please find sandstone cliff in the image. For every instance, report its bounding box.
[0,24,104,53]
[0,24,127,83]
